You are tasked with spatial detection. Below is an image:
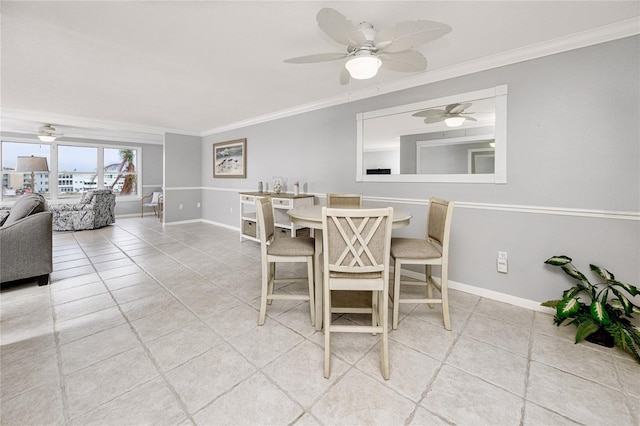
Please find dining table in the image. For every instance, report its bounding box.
[288,204,412,330]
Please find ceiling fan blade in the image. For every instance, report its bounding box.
[423,116,445,124]
[380,50,427,72]
[284,52,348,64]
[448,102,471,113]
[339,67,350,85]
[412,109,445,118]
[374,20,452,53]
[462,116,478,122]
[316,8,366,47]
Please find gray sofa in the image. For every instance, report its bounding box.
[49,189,116,231]
[0,193,53,286]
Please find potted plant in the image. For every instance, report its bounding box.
[541,255,640,364]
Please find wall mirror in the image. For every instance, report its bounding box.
[356,85,507,183]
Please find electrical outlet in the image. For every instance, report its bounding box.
[230,207,233,213]
[179,203,183,210]
[196,202,201,208]
[497,251,508,273]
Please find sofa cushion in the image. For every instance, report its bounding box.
[3,194,46,226]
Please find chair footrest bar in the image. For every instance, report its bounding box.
[331,307,372,314]
[399,280,427,286]
[399,298,444,304]
[267,294,310,301]
[330,325,382,334]
[273,277,308,284]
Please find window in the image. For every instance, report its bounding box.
[58,145,98,197]
[1,141,140,201]
[1,142,50,199]
[104,148,138,197]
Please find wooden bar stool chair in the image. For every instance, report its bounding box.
[390,198,454,330]
[256,198,315,326]
[326,193,363,207]
[322,206,393,379]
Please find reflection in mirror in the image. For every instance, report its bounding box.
[357,85,507,183]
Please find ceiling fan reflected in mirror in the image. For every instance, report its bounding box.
[284,8,451,84]
[412,103,478,127]
[38,124,63,142]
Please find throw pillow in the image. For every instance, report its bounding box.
[3,193,46,226]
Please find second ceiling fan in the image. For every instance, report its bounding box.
[284,8,451,85]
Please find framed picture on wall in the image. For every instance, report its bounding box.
[213,138,246,178]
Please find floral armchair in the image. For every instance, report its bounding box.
[50,189,116,231]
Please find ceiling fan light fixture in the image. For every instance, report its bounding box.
[38,134,57,142]
[38,124,59,142]
[345,54,382,80]
[444,116,465,127]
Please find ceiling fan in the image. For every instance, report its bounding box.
[38,124,63,142]
[284,8,451,85]
[412,102,477,127]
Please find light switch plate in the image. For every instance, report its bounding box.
[497,251,508,273]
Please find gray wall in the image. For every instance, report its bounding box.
[196,36,639,303]
[164,132,202,223]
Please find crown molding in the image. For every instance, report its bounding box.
[202,17,640,136]
[0,109,198,145]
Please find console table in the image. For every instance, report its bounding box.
[238,192,314,242]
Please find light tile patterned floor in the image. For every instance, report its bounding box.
[1,218,638,425]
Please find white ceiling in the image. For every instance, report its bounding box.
[1,1,638,138]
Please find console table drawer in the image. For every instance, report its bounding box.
[271,197,293,208]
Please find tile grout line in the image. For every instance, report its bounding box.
[73,227,197,424]
[519,311,536,426]
[112,222,390,422]
[99,222,298,422]
[51,232,90,425]
[402,293,481,425]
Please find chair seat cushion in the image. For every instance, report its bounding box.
[390,237,442,259]
[268,236,314,256]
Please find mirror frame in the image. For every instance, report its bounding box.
[356,85,508,183]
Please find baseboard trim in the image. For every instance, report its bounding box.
[164,219,202,226]
[394,267,554,314]
[200,218,239,232]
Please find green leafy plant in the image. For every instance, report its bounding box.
[541,255,640,363]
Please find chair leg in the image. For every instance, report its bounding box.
[37,274,50,286]
[381,286,390,380]
[258,262,270,325]
[267,263,275,304]
[426,265,435,308]
[307,258,315,326]
[153,206,158,217]
[392,259,401,329]
[324,287,331,378]
[371,290,378,331]
[441,270,451,331]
